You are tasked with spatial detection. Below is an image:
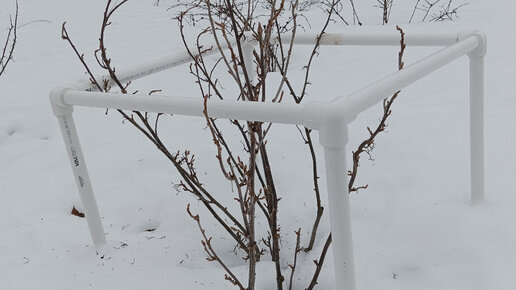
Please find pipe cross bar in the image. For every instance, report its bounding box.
[76,39,239,92]
[76,30,483,93]
[284,30,468,47]
[332,34,483,121]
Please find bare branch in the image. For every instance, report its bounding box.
[348,25,405,193]
[61,22,103,91]
[348,0,362,25]
[303,128,324,252]
[288,228,302,290]
[187,204,246,290]
[306,233,332,290]
[0,0,18,77]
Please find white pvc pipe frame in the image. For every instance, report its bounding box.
[50,30,486,290]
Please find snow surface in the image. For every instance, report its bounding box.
[1,0,515,289]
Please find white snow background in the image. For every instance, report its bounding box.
[0,0,515,289]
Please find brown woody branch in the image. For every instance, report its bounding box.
[187,204,245,289]
[288,228,302,290]
[0,0,18,77]
[306,233,332,290]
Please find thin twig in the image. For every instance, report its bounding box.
[288,228,302,290]
[187,204,246,289]
[0,0,18,76]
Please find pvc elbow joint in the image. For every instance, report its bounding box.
[458,30,487,57]
[50,87,73,116]
[302,102,349,149]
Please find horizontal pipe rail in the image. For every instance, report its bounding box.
[78,30,469,92]
[284,31,463,47]
[332,35,480,117]
[78,43,232,91]
[63,90,305,125]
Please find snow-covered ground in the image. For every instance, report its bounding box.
[1,0,515,289]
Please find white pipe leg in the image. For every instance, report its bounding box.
[323,146,356,290]
[57,113,107,247]
[469,55,485,204]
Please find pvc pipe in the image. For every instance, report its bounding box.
[323,143,356,290]
[332,35,480,118]
[469,55,485,204]
[78,42,233,91]
[63,90,305,125]
[57,113,106,247]
[280,31,462,47]
[77,31,468,92]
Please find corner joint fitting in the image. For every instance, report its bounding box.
[50,87,73,117]
[459,30,487,57]
[302,102,349,149]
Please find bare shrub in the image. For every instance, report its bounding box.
[62,0,408,288]
[174,0,346,287]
